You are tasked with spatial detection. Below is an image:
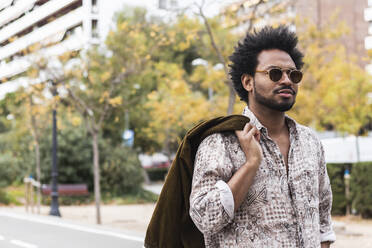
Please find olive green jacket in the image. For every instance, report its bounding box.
[144,115,250,248]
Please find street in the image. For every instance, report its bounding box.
[0,211,144,248]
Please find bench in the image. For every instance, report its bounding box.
[41,184,89,196]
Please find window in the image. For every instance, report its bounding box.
[91,0,98,13]
[159,0,166,9]
[92,19,98,38]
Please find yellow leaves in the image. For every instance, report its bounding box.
[99,91,110,103]
[290,17,372,135]
[71,116,82,126]
[144,61,231,146]
[119,21,128,31]
[100,71,111,82]
[28,68,39,78]
[108,96,123,107]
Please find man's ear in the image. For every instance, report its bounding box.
[241,74,253,93]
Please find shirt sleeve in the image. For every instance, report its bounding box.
[189,133,235,235]
[318,143,336,243]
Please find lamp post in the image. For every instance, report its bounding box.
[49,81,61,217]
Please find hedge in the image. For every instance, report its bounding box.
[350,162,372,218]
[327,164,347,216]
[327,162,372,218]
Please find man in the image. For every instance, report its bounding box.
[189,26,336,247]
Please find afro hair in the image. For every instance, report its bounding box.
[228,25,304,104]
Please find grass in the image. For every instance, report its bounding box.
[0,185,24,206]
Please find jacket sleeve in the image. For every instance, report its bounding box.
[189,133,235,236]
[318,143,336,243]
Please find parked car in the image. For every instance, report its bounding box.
[139,153,171,169]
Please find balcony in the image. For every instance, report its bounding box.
[365,36,372,50]
[365,7,372,22]
[0,0,13,11]
[0,6,84,60]
[0,0,37,27]
[0,33,84,80]
[0,0,80,44]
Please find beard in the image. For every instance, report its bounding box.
[253,81,296,112]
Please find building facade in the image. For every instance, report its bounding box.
[295,0,369,70]
[0,0,101,84]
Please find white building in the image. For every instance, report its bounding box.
[0,0,160,97]
[0,0,99,84]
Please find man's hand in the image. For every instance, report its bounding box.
[235,123,263,167]
[321,241,331,248]
[228,123,263,211]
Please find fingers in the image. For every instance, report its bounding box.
[243,123,250,133]
[235,123,259,140]
[254,130,261,142]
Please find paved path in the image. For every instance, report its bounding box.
[0,210,144,248]
[143,182,163,195]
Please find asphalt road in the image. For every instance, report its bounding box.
[0,211,144,248]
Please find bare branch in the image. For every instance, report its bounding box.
[198,5,228,75]
[62,81,93,119]
[97,80,115,129]
[247,0,265,32]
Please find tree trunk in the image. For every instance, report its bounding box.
[92,131,102,224]
[35,140,41,214]
[227,83,236,115]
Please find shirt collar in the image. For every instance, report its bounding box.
[242,106,298,138]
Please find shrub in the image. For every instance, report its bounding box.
[0,190,10,205]
[326,164,347,216]
[0,152,20,188]
[40,125,93,189]
[351,162,372,218]
[100,144,144,195]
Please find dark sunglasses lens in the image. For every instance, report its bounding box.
[268,69,283,82]
[290,70,302,83]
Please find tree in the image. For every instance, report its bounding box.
[60,8,165,224]
[290,16,372,139]
[190,0,295,114]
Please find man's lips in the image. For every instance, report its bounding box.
[275,89,295,97]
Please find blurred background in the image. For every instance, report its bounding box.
[0,0,372,247]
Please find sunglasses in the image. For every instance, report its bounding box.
[255,68,303,84]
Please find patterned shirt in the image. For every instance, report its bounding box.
[189,107,336,247]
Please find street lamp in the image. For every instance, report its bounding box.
[49,81,61,217]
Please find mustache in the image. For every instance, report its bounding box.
[274,86,296,95]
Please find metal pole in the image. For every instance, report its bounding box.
[50,82,61,217]
[344,166,351,216]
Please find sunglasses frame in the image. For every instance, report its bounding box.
[255,68,302,84]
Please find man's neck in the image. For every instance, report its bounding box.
[248,104,287,137]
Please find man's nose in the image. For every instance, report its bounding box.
[279,71,292,85]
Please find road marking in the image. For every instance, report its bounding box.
[0,234,5,240]
[10,240,38,248]
[0,212,144,243]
